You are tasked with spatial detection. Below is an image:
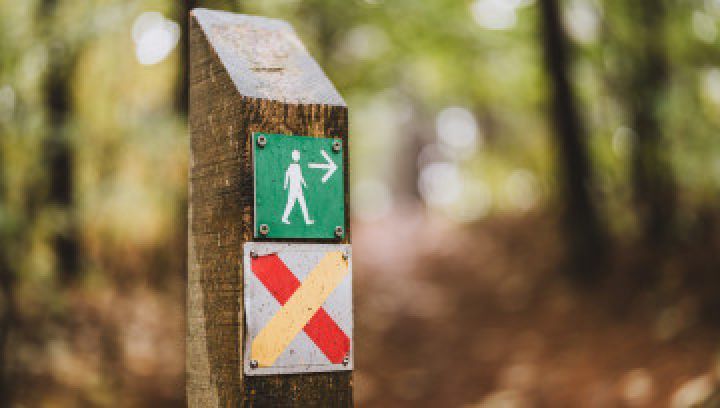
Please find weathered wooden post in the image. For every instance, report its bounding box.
[187,8,353,407]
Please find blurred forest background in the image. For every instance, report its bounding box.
[2,0,720,406]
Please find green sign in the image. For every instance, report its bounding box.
[253,133,345,239]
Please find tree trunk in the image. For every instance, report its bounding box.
[626,0,676,244]
[41,0,80,284]
[174,0,198,116]
[0,251,15,408]
[44,57,79,283]
[538,0,606,283]
[0,146,17,408]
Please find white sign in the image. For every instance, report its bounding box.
[243,242,353,375]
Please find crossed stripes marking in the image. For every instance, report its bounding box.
[250,252,350,367]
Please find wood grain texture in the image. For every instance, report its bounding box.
[188,9,352,407]
[191,8,345,106]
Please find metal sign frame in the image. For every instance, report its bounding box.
[252,132,345,240]
[243,242,353,376]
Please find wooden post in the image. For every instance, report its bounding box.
[187,9,352,407]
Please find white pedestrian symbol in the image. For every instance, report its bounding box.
[281,149,314,225]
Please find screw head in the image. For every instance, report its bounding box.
[334,226,344,238]
[250,360,258,369]
[250,251,258,258]
[342,252,349,260]
[257,135,267,148]
[342,355,349,366]
[259,224,270,236]
[332,139,342,152]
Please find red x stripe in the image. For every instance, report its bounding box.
[251,254,350,364]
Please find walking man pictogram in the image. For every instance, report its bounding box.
[281,149,314,225]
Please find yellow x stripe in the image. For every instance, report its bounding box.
[251,252,349,367]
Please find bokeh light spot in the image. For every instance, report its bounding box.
[132,12,180,66]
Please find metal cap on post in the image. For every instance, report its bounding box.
[188,8,352,408]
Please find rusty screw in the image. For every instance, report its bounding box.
[259,224,270,236]
[334,226,344,238]
[250,360,258,369]
[257,135,267,147]
[342,252,349,260]
[332,139,342,152]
